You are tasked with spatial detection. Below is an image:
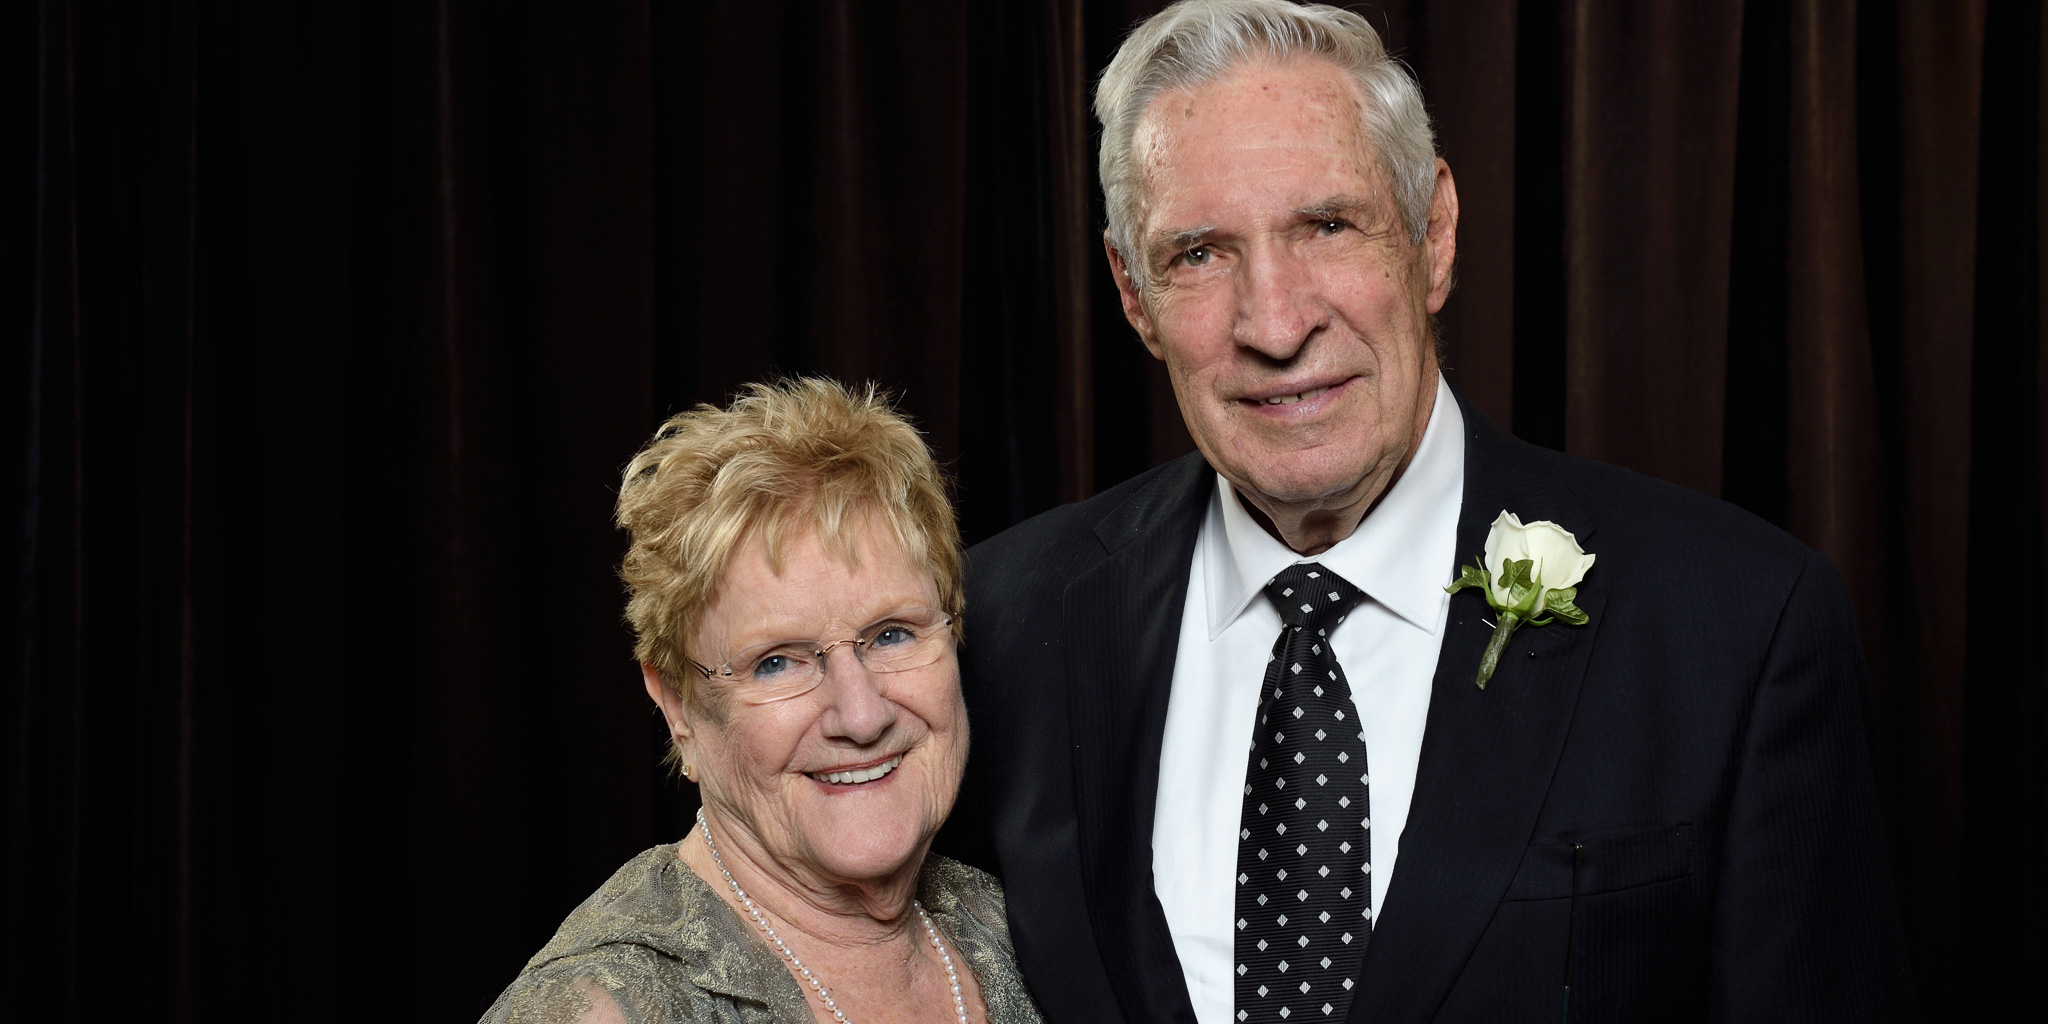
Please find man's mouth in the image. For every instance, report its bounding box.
[1261,384,1335,406]
[808,755,902,785]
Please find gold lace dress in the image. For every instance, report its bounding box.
[479,847,1045,1024]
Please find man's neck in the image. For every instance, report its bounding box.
[1234,487,1373,556]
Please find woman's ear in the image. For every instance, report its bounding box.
[642,663,694,757]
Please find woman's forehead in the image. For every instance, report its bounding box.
[702,521,938,643]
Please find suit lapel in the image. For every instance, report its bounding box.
[1352,392,1607,1023]
[1065,453,1212,1024]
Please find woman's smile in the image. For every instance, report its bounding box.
[807,753,904,786]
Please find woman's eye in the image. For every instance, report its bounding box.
[871,625,915,648]
[1182,246,1211,266]
[752,653,796,679]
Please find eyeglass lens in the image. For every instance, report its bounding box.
[716,610,952,701]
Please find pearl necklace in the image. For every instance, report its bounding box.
[695,808,969,1024]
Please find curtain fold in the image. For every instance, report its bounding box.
[1561,0,1743,497]
[1962,0,2046,1012]
[6,0,2042,1019]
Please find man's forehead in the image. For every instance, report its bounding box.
[1131,57,1386,237]
[1135,142,1392,251]
[1135,56,1368,153]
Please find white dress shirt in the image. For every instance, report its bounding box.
[1151,375,1465,1024]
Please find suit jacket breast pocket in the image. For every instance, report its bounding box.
[1445,824,1708,1022]
[1503,823,1693,901]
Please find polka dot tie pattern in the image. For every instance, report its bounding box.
[1234,562,1370,1023]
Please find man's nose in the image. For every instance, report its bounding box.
[1232,246,1322,359]
[815,650,893,744]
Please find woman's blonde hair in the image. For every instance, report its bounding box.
[616,378,963,709]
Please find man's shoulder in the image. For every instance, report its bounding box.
[1453,386,1813,575]
[1513,441,1824,597]
[967,452,1210,576]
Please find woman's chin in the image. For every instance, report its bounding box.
[792,796,936,885]
[803,835,926,889]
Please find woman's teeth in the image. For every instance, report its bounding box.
[1264,385,1333,405]
[811,755,902,785]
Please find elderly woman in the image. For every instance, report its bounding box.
[481,379,1042,1024]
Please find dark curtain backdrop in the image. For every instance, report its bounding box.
[7,0,2042,1020]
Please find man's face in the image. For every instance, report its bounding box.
[1111,57,1458,541]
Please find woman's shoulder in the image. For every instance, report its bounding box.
[918,854,1010,930]
[480,949,795,1024]
[920,856,1045,1024]
[520,846,696,968]
[920,853,1005,897]
[477,953,675,1024]
[479,845,805,1024]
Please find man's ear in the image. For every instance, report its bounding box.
[1422,158,1460,314]
[1105,233,1164,360]
[642,663,695,759]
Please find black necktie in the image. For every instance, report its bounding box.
[1235,562,1371,1022]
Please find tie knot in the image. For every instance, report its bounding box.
[1263,562,1362,630]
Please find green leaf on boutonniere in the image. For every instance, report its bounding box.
[1542,588,1589,626]
[1443,511,1598,689]
[1447,563,1493,596]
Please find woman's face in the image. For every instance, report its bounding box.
[656,515,967,887]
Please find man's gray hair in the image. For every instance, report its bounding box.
[1095,0,1437,290]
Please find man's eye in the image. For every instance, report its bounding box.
[1182,246,1211,266]
[1318,219,1345,235]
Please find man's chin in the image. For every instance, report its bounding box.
[1228,466,1375,516]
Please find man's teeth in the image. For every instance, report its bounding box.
[812,755,902,785]
[1264,385,1333,405]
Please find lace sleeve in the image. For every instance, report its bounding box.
[479,944,796,1024]
[477,957,668,1024]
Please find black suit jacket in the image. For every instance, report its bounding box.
[943,388,1912,1023]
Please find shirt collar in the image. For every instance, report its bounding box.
[1202,374,1466,638]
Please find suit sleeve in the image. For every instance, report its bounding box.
[1708,552,1915,1021]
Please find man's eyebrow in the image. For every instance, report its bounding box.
[1151,224,1217,251]
[1297,196,1374,220]
[1145,224,1219,263]
[1141,196,1382,264]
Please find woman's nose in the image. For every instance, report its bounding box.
[814,652,893,744]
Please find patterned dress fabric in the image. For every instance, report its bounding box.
[478,848,1044,1024]
[1235,562,1370,1022]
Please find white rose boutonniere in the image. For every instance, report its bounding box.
[1444,511,1596,689]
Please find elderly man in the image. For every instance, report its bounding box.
[946,1,1912,1022]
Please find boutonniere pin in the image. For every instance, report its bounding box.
[1444,511,1596,689]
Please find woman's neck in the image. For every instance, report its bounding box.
[682,818,987,1023]
[682,816,922,952]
